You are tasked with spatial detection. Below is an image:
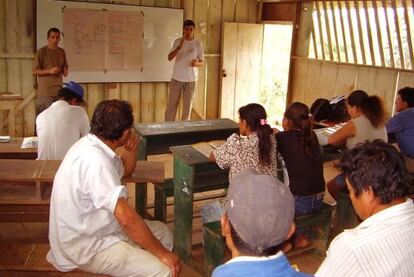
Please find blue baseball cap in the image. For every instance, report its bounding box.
[63,81,84,100]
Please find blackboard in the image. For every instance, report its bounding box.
[36,0,183,83]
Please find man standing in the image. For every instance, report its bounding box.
[316,140,414,277]
[387,87,414,172]
[33,27,69,115]
[165,19,204,121]
[47,100,181,276]
[36,81,89,160]
[212,168,311,277]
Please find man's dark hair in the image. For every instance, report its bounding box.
[57,88,82,103]
[398,87,414,108]
[338,140,413,204]
[183,19,195,28]
[229,221,280,257]
[90,100,134,141]
[47,27,61,37]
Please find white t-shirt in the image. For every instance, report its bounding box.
[36,100,90,160]
[171,37,204,82]
[346,115,387,149]
[47,134,127,271]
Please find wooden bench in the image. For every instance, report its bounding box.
[0,243,201,277]
[154,178,228,223]
[0,160,164,223]
[202,202,334,277]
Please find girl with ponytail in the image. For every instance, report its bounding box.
[327,90,388,200]
[276,102,325,250]
[211,103,277,180]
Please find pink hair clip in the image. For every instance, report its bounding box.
[260,119,267,125]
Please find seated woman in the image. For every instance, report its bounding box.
[210,103,277,180]
[202,103,277,223]
[276,102,325,250]
[327,90,387,200]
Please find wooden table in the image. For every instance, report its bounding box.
[0,138,37,159]
[170,145,229,265]
[0,159,164,222]
[134,119,238,215]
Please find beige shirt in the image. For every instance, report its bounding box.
[33,46,68,97]
[346,115,388,149]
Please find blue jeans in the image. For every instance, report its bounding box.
[294,193,324,216]
[294,193,324,236]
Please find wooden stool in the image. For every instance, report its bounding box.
[202,202,334,277]
[333,190,360,237]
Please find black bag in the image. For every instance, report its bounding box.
[310,98,331,122]
[310,97,349,123]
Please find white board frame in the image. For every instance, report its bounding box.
[37,0,183,83]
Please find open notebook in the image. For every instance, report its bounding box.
[191,140,225,158]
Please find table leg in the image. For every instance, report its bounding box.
[333,190,360,236]
[173,156,195,264]
[135,136,147,217]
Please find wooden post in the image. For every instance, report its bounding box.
[337,1,349,63]
[391,0,405,68]
[373,0,386,67]
[354,0,367,64]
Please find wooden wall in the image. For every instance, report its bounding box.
[290,1,414,116]
[0,0,258,136]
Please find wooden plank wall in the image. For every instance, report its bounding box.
[290,1,414,117]
[290,58,414,117]
[0,0,258,136]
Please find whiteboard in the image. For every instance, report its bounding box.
[37,0,183,83]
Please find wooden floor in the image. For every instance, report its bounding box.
[0,154,339,275]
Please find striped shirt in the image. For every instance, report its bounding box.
[316,199,414,277]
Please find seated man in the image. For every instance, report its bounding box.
[212,168,311,277]
[316,140,414,277]
[387,87,414,172]
[36,81,89,160]
[47,100,181,277]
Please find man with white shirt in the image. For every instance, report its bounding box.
[36,81,89,160]
[47,100,181,276]
[165,19,204,121]
[316,140,414,277]
[212,168,311,277]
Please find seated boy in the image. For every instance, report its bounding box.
[212,168,311,277]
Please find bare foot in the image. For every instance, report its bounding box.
[294,234,310,249]
[282,241,293,253]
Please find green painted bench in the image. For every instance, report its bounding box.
[154,177,229,223]
[202,202,334,277]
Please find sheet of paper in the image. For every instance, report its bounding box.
[0,136,11,143]
[21,137,38,149]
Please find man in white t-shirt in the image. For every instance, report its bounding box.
[36,81,89,160]
[47,100,181,276]
[165,19,204,121]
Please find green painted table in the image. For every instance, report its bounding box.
[170,145,229,265]
[134,119,238,216]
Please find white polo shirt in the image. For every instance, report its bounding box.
[36,100,90,160]
[171,37,204,82]
[316,198,414,277]
[47,134,128,271]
